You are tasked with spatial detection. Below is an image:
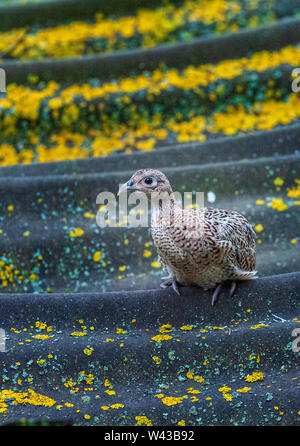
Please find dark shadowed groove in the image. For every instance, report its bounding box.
[0,153,299,195]
[2,17,300,84]
[0,0,184,31]
[1,272,299,326]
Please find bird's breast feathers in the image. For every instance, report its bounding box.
[151,206,256,288]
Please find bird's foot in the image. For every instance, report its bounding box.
[211,283,222,306]
[160,278,181,295]
[211,280,237,306]
[229,280,236,297]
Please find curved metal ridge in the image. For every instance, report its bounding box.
[0,272,299,425]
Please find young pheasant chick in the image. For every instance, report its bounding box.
[118,169,257,305]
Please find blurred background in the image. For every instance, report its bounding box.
[0,0,299,293]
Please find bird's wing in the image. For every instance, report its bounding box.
[170,207,256,271]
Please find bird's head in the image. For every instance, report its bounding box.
[118,169,173,196]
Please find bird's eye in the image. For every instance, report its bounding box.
[144,177,153,185]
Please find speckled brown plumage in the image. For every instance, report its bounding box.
[119,169,257,304]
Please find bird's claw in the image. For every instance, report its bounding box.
[211,280,237,306]
[211,283,222,306]
[172,280,181,295]
[229,280,236,297]
[160,279,181,296]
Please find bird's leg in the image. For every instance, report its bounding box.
[229,280,236,297]
[172,280,180,296]
[211,283,222,306]
[159,261,181,294]
[160,278,172,288]
[160,278,181,296]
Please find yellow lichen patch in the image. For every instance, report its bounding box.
[287,188,300,198]
[151,260,162,268]
[161,395,188,406]
[101,406,110,411]
[70,331,87,337]
[218,385,233,401]
[151,334,173,342]
[250,323,269,329]
[186,371,204,383]
[236,387,252,393]
[101,403,125,411]
[65,402,74,407]
[110,403,124,409]
[244,372,264,382]
[273,177,284,187]
[267,198,288,211]
[152,356,162,365]
[83,346,94,356]
[69,228,85,237]
[64,378,77,392]
[218,385,232,393]
[135,415,153,426]
[33,334,54,340]
[105,389,116,395]
[159,324,173,333]
[180,325,193,331]
[35,321,46,330]
[187,387,201,394]
[84,373,94,385]
[0,389,56,413]
[84,212,95,219]
[64,371,95,394]
[93,251,102,262]
[104,379,112,388]
[254,224,264,233]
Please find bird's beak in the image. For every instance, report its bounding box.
[118,180,135,196]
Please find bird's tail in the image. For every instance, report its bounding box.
[233,267,258,280]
